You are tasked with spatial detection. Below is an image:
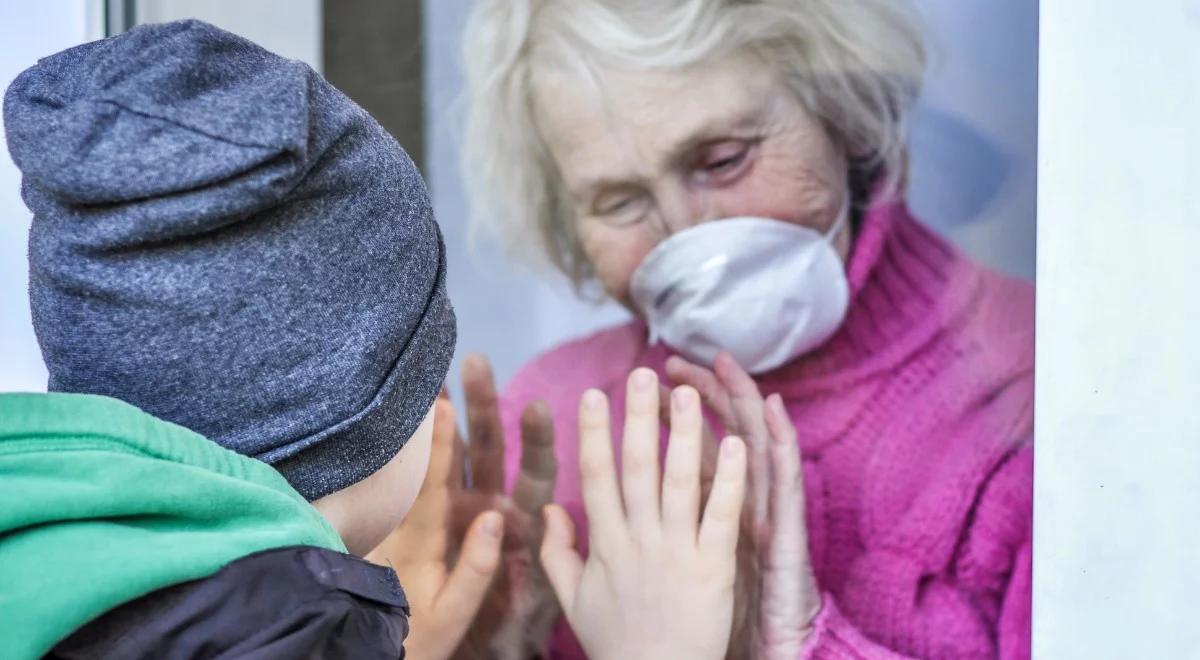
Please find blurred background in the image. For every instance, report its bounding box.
[0,0,1037,395]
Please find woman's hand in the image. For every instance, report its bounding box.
[540,368,748,660]
[366,397,506,660]
[368,355,559,660]
[453,355,560,659]
[667,353,821,659]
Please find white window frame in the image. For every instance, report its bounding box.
[1034,2,1200,656]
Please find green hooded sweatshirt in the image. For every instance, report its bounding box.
[0,393,346,660]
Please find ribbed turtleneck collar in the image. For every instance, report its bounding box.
[756,198,979,396]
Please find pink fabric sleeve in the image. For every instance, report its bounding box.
[802,596,916,659]
[803,550,1031,660]
[802,446,1033,660]
[997,542,1033,660]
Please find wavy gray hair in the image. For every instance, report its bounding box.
[463,0,926,286]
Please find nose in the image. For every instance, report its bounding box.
[653,182,719,236]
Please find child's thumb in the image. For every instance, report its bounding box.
[436,510,504,623]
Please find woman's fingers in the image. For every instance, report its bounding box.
[463,354,506,493]
[764,394,809,571]
[665,355,736,429]
[539,504,583,612]
[512,400,558,520]
[714,352,771,530]
[622,369,662,539]
[577,388,628,549]
[713,348,768,406]
[435,510,505,626]
[758,394,822,645]
[698,436,747,559]
[662,386,704,543]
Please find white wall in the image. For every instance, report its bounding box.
[0,2,102,392]
[425,0,1039,397]
[1034,2,1200,657]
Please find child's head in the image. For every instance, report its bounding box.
[4,20,455,549]
[313,404,436,555]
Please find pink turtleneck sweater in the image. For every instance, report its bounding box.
[500,200,1034,659]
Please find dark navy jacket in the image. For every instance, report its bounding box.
[48,547,409,659]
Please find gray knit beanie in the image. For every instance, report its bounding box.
[3,20,456,501]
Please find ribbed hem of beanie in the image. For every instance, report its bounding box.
[266,254,456,501]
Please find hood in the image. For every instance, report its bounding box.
[0,393,345,659]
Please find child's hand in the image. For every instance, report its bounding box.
[366,397,505,660]
[368,354,561,660]
[540,369,748,660]
[667,352,821,658]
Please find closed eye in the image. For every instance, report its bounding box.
[691,139,756,187]
[707,151,746,172]
[598,195,635,215]
[592,188,649,225]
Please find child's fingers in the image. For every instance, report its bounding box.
[698,436,747,558]
[539,504,584,613]
[660,384,721,509]
[662,386,704,543]
[577,389,628,550]
[422,398,458,495]
[665,355,735,429]
[658,383,719,490]
[513,401,558,530]
[447,399,468,491]
[622,369,662,540]
[434,510,504,629]
[463,353,506,493]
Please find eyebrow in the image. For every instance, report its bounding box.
[571,106,769,201]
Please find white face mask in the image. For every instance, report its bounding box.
[629,201,851,374]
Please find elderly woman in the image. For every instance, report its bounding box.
[379,0,1034,658]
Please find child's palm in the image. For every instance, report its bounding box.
[541,371,747,660]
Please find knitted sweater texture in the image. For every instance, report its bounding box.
[501,200,1034,659]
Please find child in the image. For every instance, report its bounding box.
[0,20,460,658]
[0,20,756,660]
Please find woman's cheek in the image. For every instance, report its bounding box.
[739,162,839,226]
[717,182,803,223]
[579,222,657,307]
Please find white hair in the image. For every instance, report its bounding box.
[463,0,927,285]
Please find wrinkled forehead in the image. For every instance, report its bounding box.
[529,51,781,184]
